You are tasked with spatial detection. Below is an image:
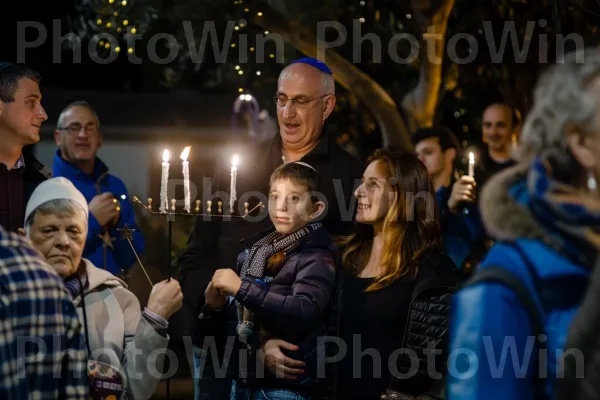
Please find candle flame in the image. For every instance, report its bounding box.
[180,146,191,161]
[469,152,475,164]
[232,154,240,167]
[162,149,170,162]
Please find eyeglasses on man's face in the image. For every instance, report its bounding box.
[58,123,99,135]
[273,94,332,109]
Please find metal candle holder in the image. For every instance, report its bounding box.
[124,196,264,285]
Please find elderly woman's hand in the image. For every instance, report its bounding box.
[147,279,183,320]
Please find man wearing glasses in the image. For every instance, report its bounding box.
[177,57,364,399]
[51,101,145,277]
[0,63,51,232]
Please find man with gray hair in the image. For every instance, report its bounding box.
[52,101,145,277]
[177,57,364,399]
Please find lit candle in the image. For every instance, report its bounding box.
[230,154,240,214]
[468,152,475,178]
[160,150,170,213]
[181,146,191,213]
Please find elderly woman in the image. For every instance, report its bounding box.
[24,177,183,400]
[446,48,600,399]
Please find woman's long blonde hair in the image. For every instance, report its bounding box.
[337,149,442,292]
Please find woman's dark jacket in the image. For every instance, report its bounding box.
[317,250,465,400]
[198,226,337,393]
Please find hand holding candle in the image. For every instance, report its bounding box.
[230,154,240,214]
[160,150,170,213]
[181,146,191,213]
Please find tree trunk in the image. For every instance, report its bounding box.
[402,0,456,129]
[250,3,412,150]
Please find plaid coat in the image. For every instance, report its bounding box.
[0,226,88,399]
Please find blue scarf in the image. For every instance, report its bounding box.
[528,158,600,267]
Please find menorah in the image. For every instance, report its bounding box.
[117,195,265,288]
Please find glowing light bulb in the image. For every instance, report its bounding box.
[106,22,112,28]
[257,12,263,16]
[115,47,121,52]
[123,20,128,25]
[104,42,111,49]
[121,0,127,5]
[238,88,244,93]
[256,71,261,75]
[130,28,137,34]
[97,19,102,25]
[235,65,240,70]
[127,48,133,54]
[238,70,243,75]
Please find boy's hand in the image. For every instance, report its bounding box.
[212,269,242,297]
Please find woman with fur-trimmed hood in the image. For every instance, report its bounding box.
[446,48,600,399]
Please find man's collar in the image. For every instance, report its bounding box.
[13,154,25,169]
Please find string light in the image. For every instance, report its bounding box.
[109,0,115,3]
[234,26,240,30]
[406,14,412,19]
[114,11,119,16]
[231,43,236,48]
[360,0,365,5]
[131,27,137,34]
[359,17,365,23]
[264,30,269,35]
[123,20,129,25]
[121,0,127,5]
[250,47,255,52]
[97,19,102,25]
[127,48,134,54]
[238,70,244,75]
[117,27,122,33]
[256,71,261,75]
[257,12,263,16]
[99,40,105,46]
[115,46,121,52]
[104,42,111,49]
[106,22,112,28]
[244,8,249,12]
[269,53,275,58]
[238,88,244,93]
[235,65,240,70]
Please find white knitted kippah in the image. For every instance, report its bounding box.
[24,177,89,225]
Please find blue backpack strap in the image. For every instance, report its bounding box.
[463,242,547,399]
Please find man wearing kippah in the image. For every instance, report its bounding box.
[177,57,364,400]
[0,62,50,232]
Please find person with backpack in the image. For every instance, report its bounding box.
[446,48,600,399]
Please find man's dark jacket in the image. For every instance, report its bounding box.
[176,129,364,347]
[0,146,50,232]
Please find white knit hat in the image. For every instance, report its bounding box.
[24,177,89,225]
